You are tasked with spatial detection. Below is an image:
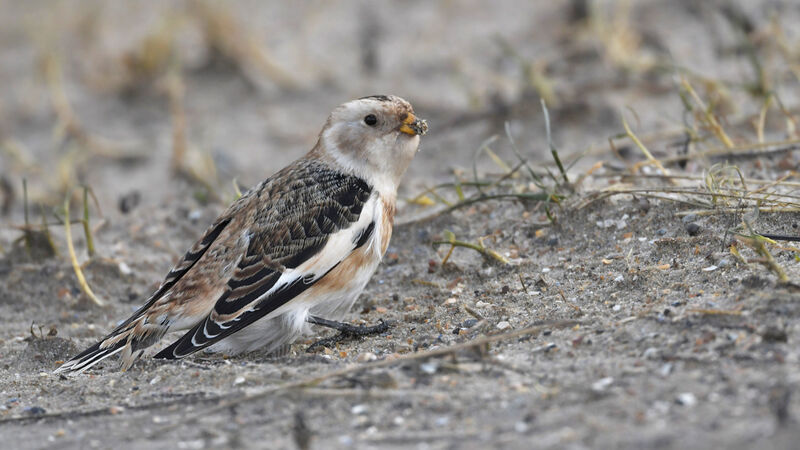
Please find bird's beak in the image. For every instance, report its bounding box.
[399,113,428,136]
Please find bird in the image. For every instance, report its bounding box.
[55,95,428,373]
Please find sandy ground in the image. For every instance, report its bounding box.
[1,0,800,448]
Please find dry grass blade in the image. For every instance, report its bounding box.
[64,194,104,307]
[472,135,499,197]
[44,51,140,159]
[541,99,568,184]
[657,140,800,165]
[232,178,243,200]
[22,179,31,256]
[39,205,58,257]
[443,192,555,215]
[81,187,95,257]
[433,230,510,265]
[621,114,673,182]
[687,309,743,316]
[504,122,543,187]
[680,77,735,148]
[759,233,800,243]
[164,66,221,203]
[734,233,789,283]
[678,206,800,217]
[1,138,38,173]
[582,166,800,213]
[166,67,187,172]
[194,0,299,90]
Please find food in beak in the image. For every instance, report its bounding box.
[399,114,428,136]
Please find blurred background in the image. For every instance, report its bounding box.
[1,2,800,446]
[1,0,798,235]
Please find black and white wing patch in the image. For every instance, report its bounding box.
[155,166,375,359]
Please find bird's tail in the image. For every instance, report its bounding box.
[53,338,128,374]
[54,318,165,374]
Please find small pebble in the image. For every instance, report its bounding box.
[613,275,624,283]
[462,319,478,328]
[24,406,46,416]
[685,222,701,236]
[761,326,788,342]
[496,321,511,330]
[656,228,667,236]
[188,210,203,222]
[234,376,245,385]
[717,258,731,268]
[357,352,377,362]
[659,363,673,377]
[636,197,651,212]
[118,191,141,214]
[118,262,133,275]
[676,392,697,407]
[642,347,659,359]
[681,214,698,224]
[420,362,439,374]
[351,404,368,415]
[591,377,614,392]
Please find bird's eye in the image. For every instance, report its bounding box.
[364,114,378,126]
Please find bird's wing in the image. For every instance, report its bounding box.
[154,162,376,359]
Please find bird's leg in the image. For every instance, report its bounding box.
[307,315,391,335]
[305,315,392,352]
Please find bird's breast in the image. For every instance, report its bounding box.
[377,193,396,256]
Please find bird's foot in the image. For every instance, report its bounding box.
[305,315,392,352]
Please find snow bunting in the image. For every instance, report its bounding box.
[56,95,428,373]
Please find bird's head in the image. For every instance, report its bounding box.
[315,95,427,193]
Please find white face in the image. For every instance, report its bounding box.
[320,95,426,192]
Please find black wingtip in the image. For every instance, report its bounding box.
[152,344,179,360]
